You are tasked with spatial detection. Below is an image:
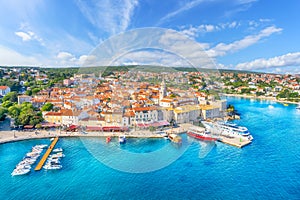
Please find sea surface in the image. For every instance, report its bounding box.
[0,97,300,200]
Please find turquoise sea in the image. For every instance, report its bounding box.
[0,97,300,199]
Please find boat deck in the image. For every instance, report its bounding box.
[34,137,59,171]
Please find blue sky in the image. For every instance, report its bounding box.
[0,0,299,74]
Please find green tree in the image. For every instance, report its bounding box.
[0,107,8,121]
[2,91,18,103]
[41,102,53,111]
[8,105,21,118]
[32,88,41,95]
[2,100,14,108]
[25,90,32,96]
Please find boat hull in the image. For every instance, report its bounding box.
[187,131,217,141]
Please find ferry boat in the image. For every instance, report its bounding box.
[168,134,182,143]
[187,127,217,141]
[202,121,253,141]
[119,135,126,144]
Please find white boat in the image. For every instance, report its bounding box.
[52,148,63,152]
[11,168,30,176]
[202,121,253,141]
[15,164,31,170]
[43,164,62,170]
[119,135,126,144]
[296,104,300,109]
[34,144,48,149]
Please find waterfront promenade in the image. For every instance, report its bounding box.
[0,123,191,145]
[0,129,166,144]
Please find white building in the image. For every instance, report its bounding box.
[0,86,10,96]
[18,95,32,105]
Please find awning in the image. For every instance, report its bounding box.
[41,123,61,128]
[137,120,169,128]
[24,125,34,129]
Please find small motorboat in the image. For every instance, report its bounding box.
[43,164,62,170]
[119,135,126,144]
[52,148,63,152]
[168,134,182,144]
[106,136,111,143]
[11,168,30,176]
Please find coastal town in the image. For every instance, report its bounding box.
[0,66,299,147]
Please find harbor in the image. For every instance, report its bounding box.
[0,121,253,149]
[35,137,59,171]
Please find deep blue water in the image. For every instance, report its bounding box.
[1,97,300,199]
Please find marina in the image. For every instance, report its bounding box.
[34,137,59,171]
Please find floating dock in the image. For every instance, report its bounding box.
[218,136,251,148]
[35,137,59,171]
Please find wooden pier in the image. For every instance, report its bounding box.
[35,137,59,171]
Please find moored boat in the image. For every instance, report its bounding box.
[53,148,63,152]
[106,136,111,143]
[187,127,217,141]
[168,134,182,143]
[11,168,30,176]
[202,121,253,141]
[43,164,62,170]
[119,135,126,144]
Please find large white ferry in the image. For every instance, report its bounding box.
[202,121,253,141]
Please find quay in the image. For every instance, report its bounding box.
[35,137,59,171]
[218,136,252,148]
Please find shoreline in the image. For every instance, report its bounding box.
[0,125,189,145]
[222,93,299,105]
[0,131,164,145]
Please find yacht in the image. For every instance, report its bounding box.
[202,121,253,141]
[187,127,217,141]
[43,164,62,170]
[11,168,30,176]
[52,148,63,152]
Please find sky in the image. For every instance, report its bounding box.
[0,0,299,74]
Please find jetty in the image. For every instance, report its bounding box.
[35,137,59,171]
[218,136,251,148]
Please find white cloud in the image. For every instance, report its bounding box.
[56,51,96,66]
[15,27,44,45]
[57,52,75,60]
[235,52,300,70]
[206,26,282,57]
[180,21,239,39]
[157,0,207,25]
[0,45,40,66]
[76,0,138,35]
[15,31,32,41]
[78,55,96,65]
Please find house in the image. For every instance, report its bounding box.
[131,106,159,125]
[18,95,32,105]
[61,109,81,126]
[200,105,220,120]
[43,112,62,124]
[0,86,10,96]
[173,105,201,124]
